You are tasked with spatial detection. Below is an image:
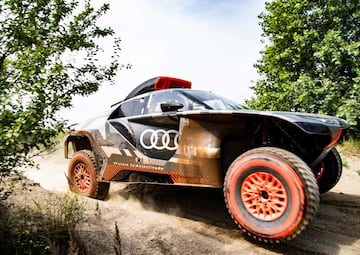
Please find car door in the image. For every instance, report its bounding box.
[128,90,188,160]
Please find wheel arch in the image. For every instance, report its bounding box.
[219,115,333,173]
[64,131,109,183]
[64,131,96,159]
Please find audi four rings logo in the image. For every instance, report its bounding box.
[140,129,179,151]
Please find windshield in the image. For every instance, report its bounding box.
[181,90,248,110]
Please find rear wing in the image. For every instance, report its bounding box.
[124,76,191,101]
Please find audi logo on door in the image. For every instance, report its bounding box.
[140,129,179,151]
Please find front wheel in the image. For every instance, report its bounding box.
[67,150,109,200]
[224,147,319,242]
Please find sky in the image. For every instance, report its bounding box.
[60,0,267,123]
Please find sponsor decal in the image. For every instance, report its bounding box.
[113,161,165,171]
[140,129,179,151]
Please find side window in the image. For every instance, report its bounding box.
[121,98,146,116]
[109,98,146,119]
[147,91,187,114]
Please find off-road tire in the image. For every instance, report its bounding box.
[224,147,320,243]
[68,150,110,200]
[315,147,342,194]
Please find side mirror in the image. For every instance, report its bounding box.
[160,101,184,112]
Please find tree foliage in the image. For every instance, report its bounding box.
[248,0,360,138]
[0,0,128,177]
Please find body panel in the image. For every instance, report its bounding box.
[64,77,349,188]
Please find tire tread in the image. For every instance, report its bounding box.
[223,147,320,243]
[72,150,110,200]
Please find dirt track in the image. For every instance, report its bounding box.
[24,148,360,255]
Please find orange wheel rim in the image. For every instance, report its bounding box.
[241,172,288,221]
[73,163,91,192]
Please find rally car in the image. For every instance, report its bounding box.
[64,76,349,242]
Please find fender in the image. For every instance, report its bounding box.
[64,130,108,180]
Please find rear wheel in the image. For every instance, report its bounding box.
[224,147,319,242]
[68,150,109,200]
[314,147,342,194]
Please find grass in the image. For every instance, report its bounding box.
[0,192,85,255]
[338,138,360,175]
[338,138,360,156]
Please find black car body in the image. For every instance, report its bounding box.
[65,76,349,242]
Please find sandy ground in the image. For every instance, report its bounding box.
[20,147,360,255]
